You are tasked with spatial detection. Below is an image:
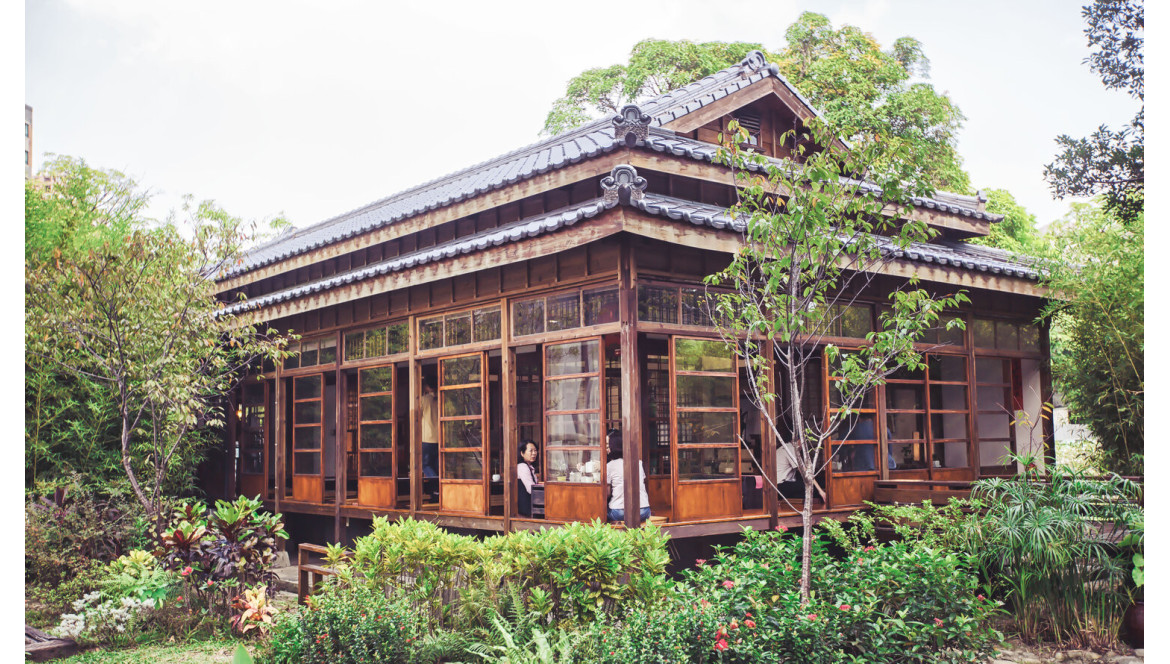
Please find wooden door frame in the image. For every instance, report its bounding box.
[541,336,607,522]
[437,350,490,514]
[669,335,742,522]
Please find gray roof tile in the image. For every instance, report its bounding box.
[222,184,1037,318]
[223,51,998,281]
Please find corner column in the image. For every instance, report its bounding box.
[619,239,643,528]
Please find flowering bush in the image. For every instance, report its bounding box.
[594,528,1002,663]
[54,591,155,647]
[269,583,417,664]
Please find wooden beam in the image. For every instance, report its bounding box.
[620,209,1047,297]
[764,338,778,530]
[217,152,630,293]
[619,240,642,529]
[625,152,992,236]
[273,375,283,519]
[409,319,420,516]
[233,212,625,325]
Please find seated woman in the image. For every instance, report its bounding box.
[605,431,651,523]
[517,440,540,517]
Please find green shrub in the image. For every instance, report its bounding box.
[25,479,146,622]
[336,517,672,630]
[622,527,1003,663]
[274,583,417,664]
[971,460,1143,647]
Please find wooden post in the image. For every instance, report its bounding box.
[764,339,778,529]
[409,315,420,516]
[273,374,283,519]
[967,318,982,474]
[501,298,515,533]
[619,239,642,529]
[226,388,238,500]
[334,359,344,543]
[1040,320,1056,468]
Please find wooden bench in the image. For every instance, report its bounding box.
[297,543,349,604]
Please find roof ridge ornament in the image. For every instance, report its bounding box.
[612,104,652,147]
[739,49,780,77]
[601,164,647,205]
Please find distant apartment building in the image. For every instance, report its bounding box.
[25,105,33,179]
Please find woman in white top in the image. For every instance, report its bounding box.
[517,440,539,517]
[605,431,650,523]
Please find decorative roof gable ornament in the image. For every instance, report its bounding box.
[602,164,647,205]
[738,50,781,77]
[612,104,652,147]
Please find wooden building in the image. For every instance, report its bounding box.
[212,51,1051,542]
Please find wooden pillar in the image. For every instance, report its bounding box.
[273,373,283,519]
[409,315,420,517]
[764,339,778,529]
[619,239,642,528]
[333,357,344,543]
[967,319,982,474]
[1040,320,1056,468]
[226,387,239,500]
[501,298,515,533]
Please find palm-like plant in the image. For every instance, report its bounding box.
[971,455,1142,647]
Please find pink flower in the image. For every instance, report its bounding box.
[934,618,944,627]
[775,525,788,532]
[977,594,985,601]
[696,558,707,566]
[745,612,752,618]
[806,613,818,620]
[207,579,214,587]
[700,599,711,608]
[722,580,736,589]
[863,546,875,552]
[180,566,192,576]
[839,604,852,611]
[744,619,756,628]
[714,639,729,651]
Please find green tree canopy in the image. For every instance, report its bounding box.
[26,157,292,513]
[1044,0,1143,226]
[1041,202,1142,475]
[543,13,969,191]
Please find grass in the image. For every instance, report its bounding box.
[59,637,255,664]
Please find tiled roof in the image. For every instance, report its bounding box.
[221,173,1039,318]
[221,197,618,316]
[223,51,999,281]
[629,193,1038,280]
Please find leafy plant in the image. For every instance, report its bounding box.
[230,585,278,637]
[971,457,1142,647]
[293,582,417,664]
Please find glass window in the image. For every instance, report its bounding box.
[832,443,878,473]
[445,313,472,347]
[294,453,320,475]
[546,293,580,331]
[583,288,619,326]
[677,448,738,480]
[513,298,545,337]
[638,285,678,324]
[419,317,444,350]
[928,355,967,382]
[546,377,600,411]
[360,452,393,477]
[364,327,387,358]
[677,411,737,445]
[832,304,873,339]
[345,331,365,361]
[473,308,501,342]
[442,451,483,480]
[547,413,601,447]
[387,323,409,355]
[545,449,601,483]
[442,355,481,385]
[972,318,996,347]
[675,338,734,372]
[545,340,600,376]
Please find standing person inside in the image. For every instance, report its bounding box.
[517,440,540,517]
[776,442,804,499]
[420,378,439,501]
[605,430,650,523]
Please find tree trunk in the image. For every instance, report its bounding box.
[120,407,153,517]
[799,470,813,604]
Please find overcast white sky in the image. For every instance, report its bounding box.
[23,0,1142,232]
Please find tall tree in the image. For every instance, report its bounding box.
[709,119,967,603]
[1039,0,1143,475]
[26,159,292,516]
[543,14,969,191]
[1044,0,1143,226]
